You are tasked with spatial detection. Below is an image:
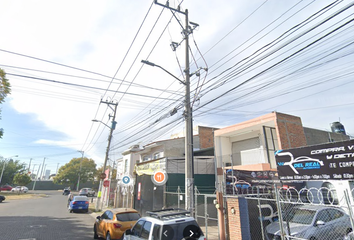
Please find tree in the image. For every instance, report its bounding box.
[53,157,97,188]
[0,159,26,185]
[0,68,11,139]
[13,173,31,186]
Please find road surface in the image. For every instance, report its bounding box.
[0,190,96,240]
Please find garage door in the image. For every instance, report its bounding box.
[232,137,261,165]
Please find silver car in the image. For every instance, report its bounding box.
[265,205,352,240]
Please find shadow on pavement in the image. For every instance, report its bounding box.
[0,216,93,240]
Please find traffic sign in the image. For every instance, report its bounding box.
[103,180,110,187]
[100,173,106,179]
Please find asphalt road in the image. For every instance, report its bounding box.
[0,190,96,240]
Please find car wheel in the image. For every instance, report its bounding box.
[106,232,111,240]
[94,225,99,239]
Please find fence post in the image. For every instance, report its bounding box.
[257,187,266,240]
[195,186,198,218]
[344,189,354,232]
[204,194,208,239]
[275,186,286,240]
[177,186,181,209]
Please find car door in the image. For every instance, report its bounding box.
[97,211,110,237]
[314,209,334,240]
[129,220,152,240]
[327,208,349,239]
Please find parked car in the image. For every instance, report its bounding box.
[79,188,95,197]
[11,186,28,193]
[0,185,12,191]
[63,187,71,195]
[68,196,89,213]
[123,208,205,240]
[0,195,5,203]
[265,205,352,240]
[94,208,140,240]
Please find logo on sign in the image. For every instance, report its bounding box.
[119,174,134,187]
[277,152,323,174]
[151,171,168,186]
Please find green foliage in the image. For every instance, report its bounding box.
[0,68,11,139]
[0,159,26,185]
[13,173,31,186]
[54,157,97,187]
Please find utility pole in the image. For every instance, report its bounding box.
[28,158,32,174]
[56,163,60,174]
[153,0,195,216]
[95,101,118,211]
[39,158,46,181]
[32,164,41,190]
[77,151,84,191]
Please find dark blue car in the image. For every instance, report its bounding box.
[68,196,89,213]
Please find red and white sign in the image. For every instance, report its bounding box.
[137,182,141,200]
[103,180,110,187]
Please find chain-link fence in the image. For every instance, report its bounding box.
[165,186,219,240]
[225,186,354,240]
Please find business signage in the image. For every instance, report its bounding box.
[225,169,279,194]
[276,139,354,181]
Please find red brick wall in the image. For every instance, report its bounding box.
[198,126,217,149]
[227,198,242,240]
[275,112,307,150]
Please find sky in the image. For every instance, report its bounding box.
[1,0,354,175]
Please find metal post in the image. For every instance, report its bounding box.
[77,151,84,191]
[95,101,118,211]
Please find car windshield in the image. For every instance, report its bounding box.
[161,220,203,240]
[116,212,140,221]
[284,208,316,225]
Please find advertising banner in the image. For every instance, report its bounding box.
[135,159,165,176]
[225,169,279,194]
[276,139,354,181]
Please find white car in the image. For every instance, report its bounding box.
[11,186,28,193]
[123,208,205,240]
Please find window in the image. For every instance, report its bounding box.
[141,221,152,239]
[153,152,163,159]
[316,210,331,223]
[107,211,113,220]
[116,212,140,221]
[143,156,150,161]
[101,211,109,219]
[132,220,144,237]
[152,224,161,240]
[327,209,344,221]
[124,159,128,173]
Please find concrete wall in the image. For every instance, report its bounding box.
[304,127,350,145]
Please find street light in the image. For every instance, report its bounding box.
[92,102,118,211]
[0,155,19,185]
[142,58,195,215]
[141,60,185,85]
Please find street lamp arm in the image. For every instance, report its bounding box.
[141,60,186,85]
[92,119,111,129]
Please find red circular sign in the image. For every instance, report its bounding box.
[103,180,110,187]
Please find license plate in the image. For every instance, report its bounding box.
[79,207,83,209]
